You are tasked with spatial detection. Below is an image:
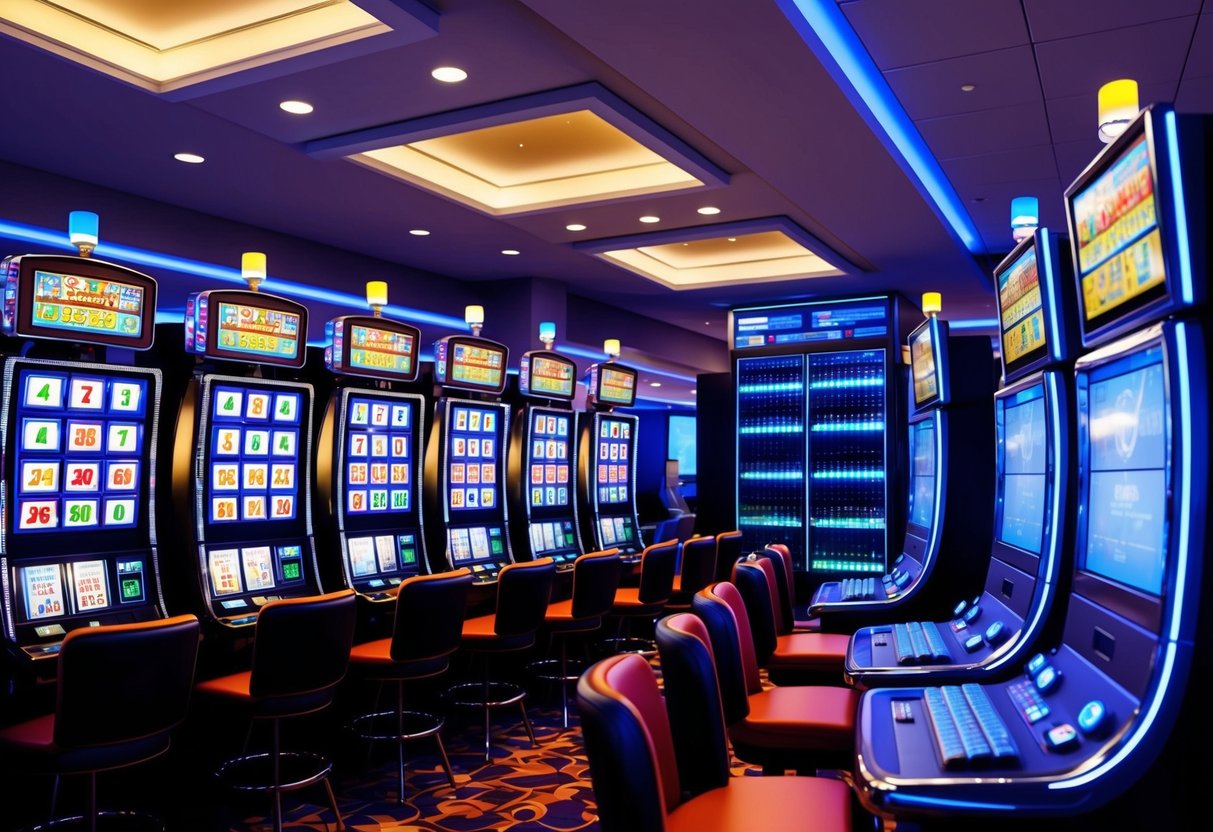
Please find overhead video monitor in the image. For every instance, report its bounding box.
[434,336,508,395]
[587,363,637,408]
[908,316,949,410]
[325,315,420,382]
[667,413,697,478]
[184,289,307,368]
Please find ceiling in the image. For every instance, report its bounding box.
[0,0,1209,362]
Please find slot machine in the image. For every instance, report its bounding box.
[854,104,1209,820]
[1,213,165,668]
[845,227,1080,686]
[505,323,581,567]
[315,282,427,605]
[575,355,642,558]
[169,254,321,629]
[421,311,511,582]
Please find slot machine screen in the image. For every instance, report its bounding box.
[907,418,936,530]
[326,316,420,381]
[342,393,418,519]
[909,317,949,408]
[445,402,507,564]
[435,336,508,394]
[997,238,1050,378]
[521,352,576,400]
[527,409,573,513]
[596,365,637,407]
[184,290,306,368]
[997,386,1048,554]
[594,416,634,508]
[1081,349,1168,596]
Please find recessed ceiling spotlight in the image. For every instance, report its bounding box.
[408,229,431,236]
[279,100,314,115]
[174,152,205,164]
[565,223,587,232]
[727,237,737,242]
[431,66,468,83]
[639,215,660,224]
[691,389,697,395]
[960,84,976,92]
[501,249,520,255]
[696,206,721,215]
[649,381,663,388]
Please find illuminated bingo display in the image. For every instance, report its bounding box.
[594,416,632,506]
[30,270,145,340]
[446,340,505,391]
[215,302,301,361]
[1072,133,1166,322]
[184,289,307,368]
[326,316,420,381]
[204,381,305,526]
[343,394,415,516]
[529,411,572,508]
[521,353,576,398]
[446,403,502,515]
[998,244,1046,366]
[598,365,636,405]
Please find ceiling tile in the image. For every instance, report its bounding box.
[1176,74,1213,112]
[1054,140,1106,188]
[885,46,1040,120]
[1183,14,1213,78]
[964,177,1066,251]
[842,0,1027,70]
[1035,17,1197,100]
[917,102,1051,160]
[1044,81,1179,144]
[942,145,1058,190]
[1024,0,1201,42]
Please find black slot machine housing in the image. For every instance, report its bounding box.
[576,361,642,558]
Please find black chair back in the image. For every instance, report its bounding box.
[756,546,795,632]
[250,590,357,703]
[636,539,678,605]
[677,535,718,597]
[692,583,753,726]
[391,569,474,663]
[493,558,556,638]
[714,529,744,582]
[732,558,779,663]
[570,549,623,620]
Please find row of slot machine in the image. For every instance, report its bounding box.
[754,105,1208,820]
[0,246,647,675]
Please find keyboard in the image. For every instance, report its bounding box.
[841,576,877,600]
[893,621,951,664]
[922,684,1019,769]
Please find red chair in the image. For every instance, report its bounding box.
[577,650,852,832]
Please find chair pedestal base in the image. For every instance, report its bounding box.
[215,749,342,832]
[447,680,537,761]
[23,810,163,832]
[597,636,657,656]
[528,652,588,729]
[349,708,455,801]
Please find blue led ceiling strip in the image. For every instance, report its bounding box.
[774,0,983,254]
[0,218,469,331]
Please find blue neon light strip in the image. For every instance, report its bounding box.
[887,792,1016,812]
[809,378,881,389]
[739,382,803,393]
[554,344,698,383]
[948,317,1000,331]
[1164,111,1195,304]
[739,423,804,435]
[1041,232,1064,352]
[811,469,884,480]
[810,420,884,432]
[774,0,982,253]
[0,217,469,330]
[740,470,804,481]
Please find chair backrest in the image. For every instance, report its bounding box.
[570,549,623,620]
[693,582,761,725]
[493,558,556,638]
[660,458,691,516]
[55,614,200,749]
[637,539,679,605]
[250,590,357,702]
[761,544,797,631]
[732,558,780,663]
[391,569,474,663]
[674,513,696,542]
[654,613,731,798]
[677,535,718,597]
[713,530,743,582]
[650,516,681,547]
[577,653,679,832]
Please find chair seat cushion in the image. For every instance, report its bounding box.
[611,587,664,614]
[460,613,535,652]
[196,671,335,718]
[667,773,851,832]
[766,633,850,673]
[349,637,393,665]
[0,713,170,774]
[729,686,857,751]
[348,638,450,680]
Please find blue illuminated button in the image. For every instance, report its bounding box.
[971,595,982,608]
[1045,723,1079,752]
[894,570,911,588]
[894,554,905,567]
[1077,700,1110,737]
[952,599,969,617]
[984,621,1007,645]
[1026,652,1048,676]
[963,634,984,652]
[962,604,982,624]
[1034,664,1061,694]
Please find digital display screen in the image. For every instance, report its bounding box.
[20,563,66,620]
[1083,355,1167,595]
[998,244,1048,368]
[451,342,505,390]
[185,291,306,367]
[598,516,638,547]
[733,300,889,348]
[204,382,303,527]
[348,324,414,376]
[529,520,577,554]
[343,395,415,516]
[528,410,571,509]
[448,526,506,563]
[598,366,637,406]
[908,419,936,528]
[667,414,697,478]
[910,323,939,406]
[999,393,1047,554]
[1072,133,1168,326]
[12,367,149,535]
[31,270,145,340]
[594,416,633,505]
[446,404,503,514]
[524,354,576,399]
[215,302,302,361]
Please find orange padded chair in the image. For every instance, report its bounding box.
[196,589,357,832]
[604,538,678,654]
[0,614,200,832]
[348,569,473,803]
[577,650,852,832]
[667,534,718,611]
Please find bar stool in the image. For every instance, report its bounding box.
[760,543,815,630]
[0,615,200,832]
[448,558,556,760]
[530,549,623,727]
[348,569,473,803]
[196,589,357,832]
[603,538,678,655]
[667,534,718,612]
[713,530,744,582]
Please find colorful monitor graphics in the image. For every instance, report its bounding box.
[997,239,1048,372]
[594,415,633,506]
[2,255,157,350]
[203,380,307,529]
[14,557,149,625]
[527,409,572,509]
[343,394,416,517]
[998,385,1048,555]
[446,403,504,514]
[596,364,637,407]
[1081,346,1168,597]
[434,336,508,394]
[907,418,936,530]
[325,316,420,381]
[597,515,638,547]
[184,290,306,368]
[344,533,419,583]
[528,519,577,555]
[731,297,891,350]
[7,361,157,540]
[909,316,947,409]
[206,543,307,600]
[519,351,576,400]
[447,525,506,563]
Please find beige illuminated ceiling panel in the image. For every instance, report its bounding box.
[0,0,435,94]
[308,84,729,215]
